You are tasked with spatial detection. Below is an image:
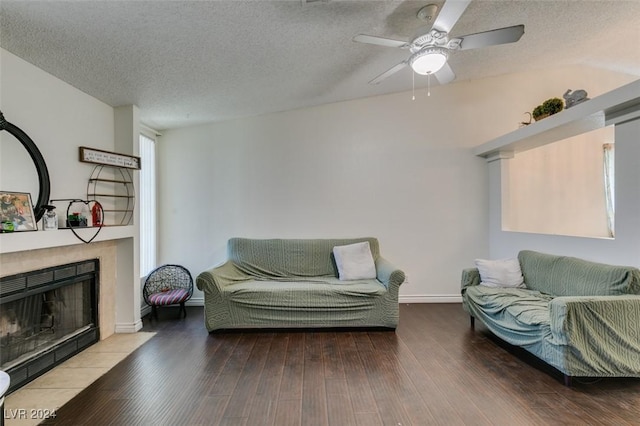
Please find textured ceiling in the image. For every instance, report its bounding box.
[1,0,639,130]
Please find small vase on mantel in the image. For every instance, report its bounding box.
[43,205,58,231]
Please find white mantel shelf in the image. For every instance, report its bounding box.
[474,79,640,159]
[0,225,135,254]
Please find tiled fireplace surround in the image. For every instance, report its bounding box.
[1,241,119,341]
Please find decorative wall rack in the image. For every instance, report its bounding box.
[86,165,135,226]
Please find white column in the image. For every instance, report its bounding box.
[114,105,142,332]
[486,152,513,258]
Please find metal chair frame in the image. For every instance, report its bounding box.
[143,264,193,320]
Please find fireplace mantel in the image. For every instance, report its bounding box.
[0,225,135,254]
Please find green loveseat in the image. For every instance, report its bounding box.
[196,237,405,331]
[462,250,640,385]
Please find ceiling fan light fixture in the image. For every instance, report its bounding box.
[409,47,448,75]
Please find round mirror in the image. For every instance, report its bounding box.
[0,112,51,222]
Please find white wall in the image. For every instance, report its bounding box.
[157,65,636,302]
[159,83,488,303]
[0,49,114,205]
[0,48,142,332]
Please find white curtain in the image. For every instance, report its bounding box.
[603,143,615,238]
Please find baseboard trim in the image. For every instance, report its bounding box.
[399,295,462,303]
[176,296,461,306]
[186,297,204,306]
[115,320,143,333]
[139,299,205,315]
[140,305,151,317]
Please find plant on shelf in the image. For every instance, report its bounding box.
[532,97,564,121]
[67,212,87,227]
[532,105,545,121]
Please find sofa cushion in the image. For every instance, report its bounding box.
[466,286,552,326]
[333,242,377,281]
[518,250,640,297]
[465,286,553,346]
[474,258,524,288]
[221,278,386,309]
[227,238,380,278]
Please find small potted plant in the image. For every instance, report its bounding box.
[67,212,81,227]
[532,97,564,121]
[532,105,546,121]
[67,213,88,227]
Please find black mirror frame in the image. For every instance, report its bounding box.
[0,111,51,222]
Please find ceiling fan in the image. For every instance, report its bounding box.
[353,0,524,85]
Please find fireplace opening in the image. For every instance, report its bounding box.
[0,259,99,393]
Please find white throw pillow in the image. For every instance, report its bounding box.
[333,242,377,281]
[474,258,525,288]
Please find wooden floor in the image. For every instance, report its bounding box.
[43,304,640,425]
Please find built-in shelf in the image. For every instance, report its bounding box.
[0,225,135,254]
[473,79,640,159]
[88,178,131,184]
[87,194,134,198]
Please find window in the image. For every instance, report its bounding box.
[139,133,156,277]
[503,126,614,238]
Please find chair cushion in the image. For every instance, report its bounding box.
[148,288,190,306]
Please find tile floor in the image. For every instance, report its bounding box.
[3,332,156,426]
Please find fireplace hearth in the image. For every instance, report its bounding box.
[0,259,99,393]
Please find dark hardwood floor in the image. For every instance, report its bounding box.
[44,304,640,425]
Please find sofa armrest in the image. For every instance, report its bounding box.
[196,261,250,294]
[549,296,640,368]
[461,268,481,292]
[375,256,405,290]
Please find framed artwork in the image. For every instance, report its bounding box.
[0,191,38,232]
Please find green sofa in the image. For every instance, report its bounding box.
[462,250,640,385]
[196,237,405,331]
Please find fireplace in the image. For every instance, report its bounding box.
[0,259,99,393]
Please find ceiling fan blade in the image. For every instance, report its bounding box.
[434,62,456,85]
[353,34,409,49]
[431,0,472,33]
[368,61,408,85]
[458,25,525,50]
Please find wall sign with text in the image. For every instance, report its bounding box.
[79,147,141,170]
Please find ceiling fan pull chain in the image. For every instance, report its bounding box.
[427,73,431,97]
[412,72,416,101]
